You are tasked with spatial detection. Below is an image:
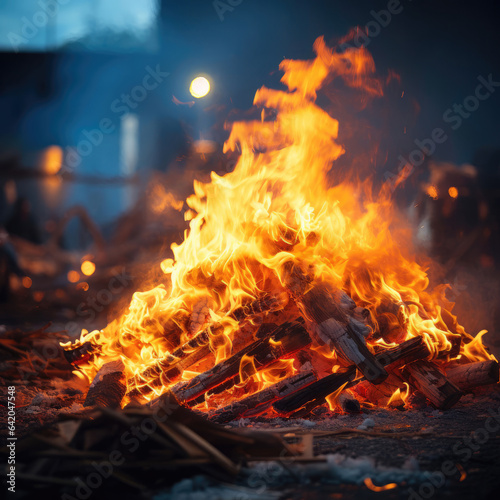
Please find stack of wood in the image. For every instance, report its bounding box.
[0,394,301,497]
[3,390,446,497]
[63,264,499,420]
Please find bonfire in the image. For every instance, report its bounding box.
[63,37,497,419]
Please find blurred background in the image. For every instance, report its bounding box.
[0,0,499,347]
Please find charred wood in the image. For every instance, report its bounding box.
[84,360,126,408]
[63,341,98,366]
[338,392,361,413]
[290,277,387,384]
[173,319,311,402]
[403,360,462,410]
[273,336,429,415]
[445,360,499,391]
[210,370,317,423]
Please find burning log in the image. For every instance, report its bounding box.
[187,297,215,336]
[402,360,462,410]
[63,341,98,366]
[173,319,311,402]
[273,366,356,416]
[84,360,126,408]
[127,294,287,398]
[210,370,317,423]
[273,336,429,415]
[127,325,221,398]
[230,293,288,322]
[445,360,499,391]
[338,393,361,413]
[374,336,431,367]
[436,333,462,360]
[286,269,387,384]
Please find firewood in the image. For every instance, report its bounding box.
[338,393,361,413]
[63,341,98,366]
[273,337,429,415]
[402,360,462,410]
[210,370,317,423]
[127,295,286,398]
[374,301,408,344]
[273,367,356,416]
[299,283,387,384]
[127,325,219,397]
[146,391,291,458]
[281,264,387,385]
[374,336,431,367]
[185,377,239,408]
[84,360,126,408]
[173,320,311,402]
[129,345,214,400]
[436,333,462,360]
[445,360,499,391]
[129,322,262,400]
[187,296,214,336]
[9,394,295,495]
[230,293,288,322]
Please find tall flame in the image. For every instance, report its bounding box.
[65,37,494,409]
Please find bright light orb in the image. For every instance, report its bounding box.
[189,77,210,98]
[81,260,96,276]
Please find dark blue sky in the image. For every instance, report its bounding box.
[1,0,499,168]
[156,0,500,166]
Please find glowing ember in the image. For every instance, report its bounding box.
[64,36,496,413]
[364,477,398,492]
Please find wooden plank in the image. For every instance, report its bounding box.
[445,360,499,391]
[210,370,317,423]
[173,320,311,402]
[273,337,429,415]
[403,360,462,410]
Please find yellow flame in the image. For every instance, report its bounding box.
[65,36,492,410]
[461,330,497,362]
[325,382,349,411]
[387,382,410,407]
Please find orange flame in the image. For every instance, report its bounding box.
[364,477,397,491]
[65,36,493,410]
[387,382,410,408]
[325,382,349,411]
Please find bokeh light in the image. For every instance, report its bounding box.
[67,270,80,283]
[76,282,90,291]
[81,260,96,276]
[189,76,210,98]
[41,145,63,175]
